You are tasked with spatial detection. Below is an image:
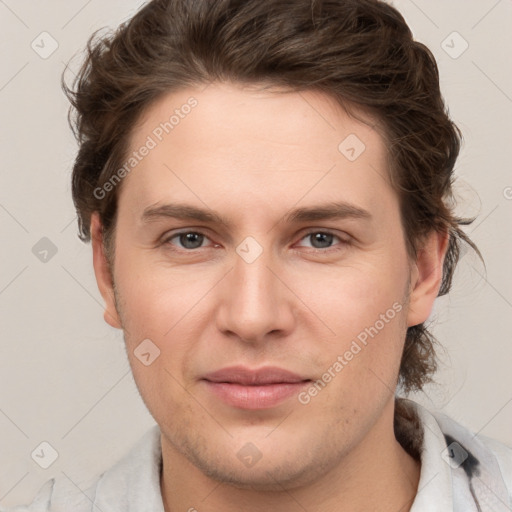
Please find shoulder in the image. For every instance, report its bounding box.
[431,404,512,483]
[401,398,512,509]
[477,434,512,493]
[0,425,163,512]
[0,475,100,512]
[0,479,55,512]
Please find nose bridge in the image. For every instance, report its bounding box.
[234,251,274,306]
[217,240,294,342]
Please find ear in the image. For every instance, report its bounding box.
[406,229,450,327]
[91,213,122,329]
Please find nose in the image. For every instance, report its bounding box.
[215,245,296,345]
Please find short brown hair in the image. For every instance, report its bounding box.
[62,0,481,396]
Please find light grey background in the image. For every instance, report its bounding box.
[0,0,511,507]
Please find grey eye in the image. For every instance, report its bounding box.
[309,232,334,248]
[172,232,206,249]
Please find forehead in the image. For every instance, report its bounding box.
[120,82,396,224]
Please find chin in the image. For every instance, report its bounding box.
[185,444,333,492]
[162,419,345,491]
[200,462,318,491]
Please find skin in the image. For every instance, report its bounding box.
[91,82,448,512]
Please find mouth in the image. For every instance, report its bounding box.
[201,366,312,410]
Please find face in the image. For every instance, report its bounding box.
[92,82,445,490]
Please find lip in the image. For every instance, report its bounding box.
[201,366,311,410]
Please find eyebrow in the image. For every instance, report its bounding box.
[283,201,371,224]
[141,201,372,227]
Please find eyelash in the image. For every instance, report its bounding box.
[161,229,350,254]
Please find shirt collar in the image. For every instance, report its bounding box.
[406,399,455,511]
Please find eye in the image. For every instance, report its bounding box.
[163,231,213,250]
[161,229,348,253]
[296,230,348,251]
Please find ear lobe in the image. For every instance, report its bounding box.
[91,213,122,329]
[406,229,450,328]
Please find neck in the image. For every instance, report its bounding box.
[160,399,421,512]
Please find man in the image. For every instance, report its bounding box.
[4,0,511,510]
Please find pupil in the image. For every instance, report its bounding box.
[181,233,203,249]
[312,233,332,248]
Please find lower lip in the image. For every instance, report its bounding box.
[203,381,310,409]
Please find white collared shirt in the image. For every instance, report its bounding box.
[3,399,511,511]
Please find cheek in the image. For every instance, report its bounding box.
[113,246,205,333]
[290,252,409,383]
[113,257,225,396]
[294,258,406,333]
